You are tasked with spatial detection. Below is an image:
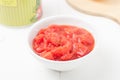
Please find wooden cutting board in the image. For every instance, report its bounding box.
[67,0,120,24]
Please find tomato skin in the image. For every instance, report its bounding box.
[32,24,95,61]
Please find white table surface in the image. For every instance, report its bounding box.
[0,0,120,80]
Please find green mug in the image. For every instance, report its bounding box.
[0,0,42,26]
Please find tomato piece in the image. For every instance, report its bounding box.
[60,52,74,61]
[34,34,44,44]
[46,33,60,46]
[40,51,54,60]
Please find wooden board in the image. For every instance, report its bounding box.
[67,0,120,24]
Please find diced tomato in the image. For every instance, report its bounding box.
[32,24,95,61]
[40,51,54,60]
[60,52,75,61]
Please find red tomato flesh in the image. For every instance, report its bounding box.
[32,24,95,61]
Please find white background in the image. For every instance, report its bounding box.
[0,0,120,80]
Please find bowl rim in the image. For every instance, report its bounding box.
[28,15,99,64]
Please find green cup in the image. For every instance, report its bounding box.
[0,0,42,26]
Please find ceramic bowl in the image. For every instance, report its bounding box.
[28,15,98,71]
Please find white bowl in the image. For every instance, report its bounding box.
[28,15,98,71]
